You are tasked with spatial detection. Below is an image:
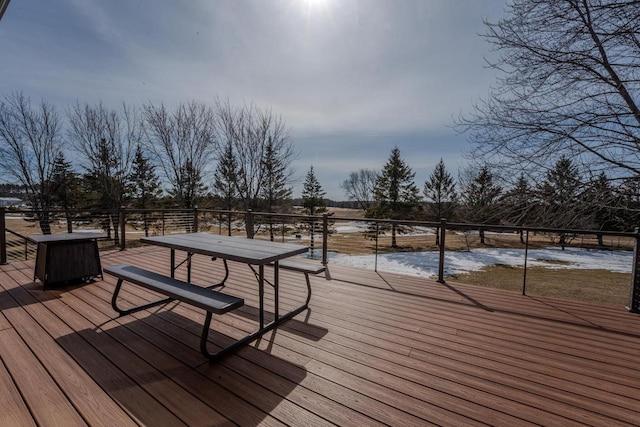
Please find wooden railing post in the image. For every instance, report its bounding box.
[246,210,254,239]
[627,227,640,313]
[375,221,379,272]
[193,206,199,233]
[522,229,529,295]
[437,218,447,283]
[119,206,126,251]
[0,207,7,265]
[322,214,328,266]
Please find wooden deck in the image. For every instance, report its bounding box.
[0,245,639,426]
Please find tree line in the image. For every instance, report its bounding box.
[2,89,638,243]
[0,92,332,235]
[340,0,640,248]
[342,147,640,248]
[454,0,640,243]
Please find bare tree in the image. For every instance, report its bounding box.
[340,168,378,211]
[459,0,640,181]
[143,101,216,211]
[68,101,138,241]
[214,98,297,236]
[0,92,64,233]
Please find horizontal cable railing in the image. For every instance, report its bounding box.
[1,206,638,312]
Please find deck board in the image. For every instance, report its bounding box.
[0,246,639,426]
[0,329,88,427]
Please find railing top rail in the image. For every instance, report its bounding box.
[5,228,29,240]
[200,209,327,221]
[443,221,637,238]
[3,207,637,239]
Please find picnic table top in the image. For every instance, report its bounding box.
[140,232,308,265]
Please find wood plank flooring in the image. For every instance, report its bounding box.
[0,245,639,426]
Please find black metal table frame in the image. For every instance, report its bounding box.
[135,234,309,360]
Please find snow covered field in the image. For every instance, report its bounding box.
[324,220,634,278]
[329,247,633,278]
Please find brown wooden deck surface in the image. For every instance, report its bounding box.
[0,245,639,426]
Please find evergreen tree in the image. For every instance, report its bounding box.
[82,138,128,241]
[423,158,457,246]
[460,165,502,244]
[261,136,293,241]
[301,165,327,215]
[370,147,421,248]
[301,166,327,256]
[50,152,81,233]
[212,139,238,235]
[170,159,207,211]
[129,145,162,236]
[582,172,620,245]
[536,156,582,248]
[502,174,533,243]
[618,178,640,231]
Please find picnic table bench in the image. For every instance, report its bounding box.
[272,260,325,306]
[104,264,244,360]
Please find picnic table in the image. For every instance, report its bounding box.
[107,233,311,360]
[142,232,309,323]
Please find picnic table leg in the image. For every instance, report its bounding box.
[170,250,230,288]
[111,278,174,316]
[170,249,175,278]
[259,264,264,329]
[274,261,279,320]
[205,258,229,289]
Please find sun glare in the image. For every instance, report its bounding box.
[303,0,331,12]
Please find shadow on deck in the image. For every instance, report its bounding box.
[0,246,639,426]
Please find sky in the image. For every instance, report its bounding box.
[0,0,507,200]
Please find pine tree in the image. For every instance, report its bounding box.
[502,174,533,243]
[301,166,327,257]
[50,152,81,233]
[581,172,620,245]
[301,166,327,216]
[618,178,640,231]
[170,160,207,211]
[370,147,421,248]
[461,165,502,244]
[536,156,582,248]
[423,158,457,245]
[82,138,127,241]
[129,145,162,236]
[213,139,239,235]
[261,136,293,241]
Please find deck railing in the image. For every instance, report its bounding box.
[1,206,638,312]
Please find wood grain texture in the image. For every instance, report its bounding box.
[1,245,639,426]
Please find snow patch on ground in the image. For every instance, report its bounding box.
[329,247,633,278]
